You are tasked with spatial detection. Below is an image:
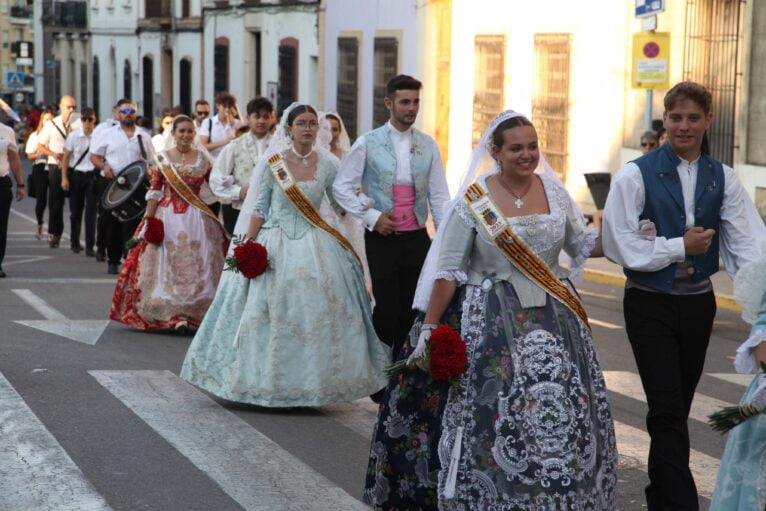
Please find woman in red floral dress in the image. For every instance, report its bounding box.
[110,115,227,331]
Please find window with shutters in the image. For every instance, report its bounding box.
[214,37,229,94]
[337,37,359,141]
[472,35,505,148]
[373,37,398,128]
[533,33,571,181]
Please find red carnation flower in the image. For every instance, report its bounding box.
[143,217,164,245]
[429,325,467,381]
[227,240,268,279]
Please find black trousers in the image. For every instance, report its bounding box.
[365,229,430,361]
[222,203,239,235]
[0,176,12,268]
[69,171,98,250]
[103,212,140,264]
[47,164,66,237]
[623,287,716,511]
[95,175,110,257]
[32,163,49,225]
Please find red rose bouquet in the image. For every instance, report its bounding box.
[125,217,164,249]
[385,324,467,385]
[224,234,268,279]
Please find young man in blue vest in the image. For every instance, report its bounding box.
[334,74,450,371]
[603,81,766,510]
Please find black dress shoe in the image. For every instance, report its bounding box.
[49,236,60,248]
[96,253,105,262]
[107,262,119,275]
[71,245,82,254]
[0,269,6,278]
[85,248,96,257]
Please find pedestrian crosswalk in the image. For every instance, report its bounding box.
[0,368,753,508]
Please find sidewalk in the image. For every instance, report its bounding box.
[583,258,740,313]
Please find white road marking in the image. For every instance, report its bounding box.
[11,289,109,345]
[3,255,54,267]
[10,208,69,240]
[0,372,111,510]
[614,421,718,500]
[603,371,733,425]
[7,278,115,284]
[90,370,368,511]
[588,317,622,329]
[708,373,752,388]
[579,290,617,300]
[320,399,380,438]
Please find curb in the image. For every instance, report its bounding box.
[582,269,742,313]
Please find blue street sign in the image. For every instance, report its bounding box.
[6,71,24,88]
[635,0,664,18]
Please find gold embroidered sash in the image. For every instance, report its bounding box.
[267,153,362,269]
[154,154,223,228]
[464,183,591,331]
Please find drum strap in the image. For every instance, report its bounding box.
[52,120,68,140]
[136,134,147,160]
[207,118,213,143]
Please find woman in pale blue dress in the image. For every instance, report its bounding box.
[711,253,766,509]
[181,104,389,407]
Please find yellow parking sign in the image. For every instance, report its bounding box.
[632,32,670,89]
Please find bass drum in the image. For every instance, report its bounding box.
[101,160,149,222]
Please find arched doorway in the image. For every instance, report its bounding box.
[92,56,100,119]
[123,59,132,100]
[142,55,154,127]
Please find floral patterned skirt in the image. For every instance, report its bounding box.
[364,281,618,510]
[109,205,227,330]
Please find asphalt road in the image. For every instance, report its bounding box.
[0,165,752,510]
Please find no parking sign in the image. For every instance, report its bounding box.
[632,32,670,89]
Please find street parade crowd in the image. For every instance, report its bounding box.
[2,76,766,510]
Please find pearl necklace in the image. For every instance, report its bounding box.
[291,146,314,167]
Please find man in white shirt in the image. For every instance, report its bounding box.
[193,99,211,130]
[90,100,154,274]
[0,122,25,277]
[199,91,246,161]
[333,74,450,368]
[61,107,97,256]
[209,97,274,234]
[603,81,766,510]
[37,95,81,248]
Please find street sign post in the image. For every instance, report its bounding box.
[632,31,670,131]
[635,0,664,18]
[6,71,24,89]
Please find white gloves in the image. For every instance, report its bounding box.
[407,323,436,367]
[638,219,657,241]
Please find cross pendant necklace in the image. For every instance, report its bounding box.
[497,175,534,209]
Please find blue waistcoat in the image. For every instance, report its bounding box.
[362,125,435,226]
[624,144,724,293]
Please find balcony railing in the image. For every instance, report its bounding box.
[41,0,87,29]
[10,6,31,19]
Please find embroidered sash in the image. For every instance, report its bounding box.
[463,183,591,331]
[267,153,362,269]
[154,154,223,227]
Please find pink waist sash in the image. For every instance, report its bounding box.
[391,184,421,231]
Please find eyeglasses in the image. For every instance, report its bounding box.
[119,108,136,115]
[294,121,319,129]
[195,111,210,117]
[81,117,94,122]
[640,142,657,148]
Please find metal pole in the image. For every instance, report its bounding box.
[645,88,653,131]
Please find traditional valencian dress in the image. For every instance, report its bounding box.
[180,151,390,407]
[364,173,618,510]
[711,255,766,509]
[109,151,227,330]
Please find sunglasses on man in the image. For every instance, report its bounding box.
[65,105,76,110]
[195,110,210,117]
[81,117,95,122]
[119,108,137,115]
[641,142,657,148]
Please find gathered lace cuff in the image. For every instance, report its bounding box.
[252,210,266,220]
[435,270,467,284]
[735,327,766,374]
[145,190,163,201]
[734,254,766,324]
[567,229,598,284]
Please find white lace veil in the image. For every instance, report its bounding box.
[325,111,352,154]
[229,102,339,252]
[412,110,587,311]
